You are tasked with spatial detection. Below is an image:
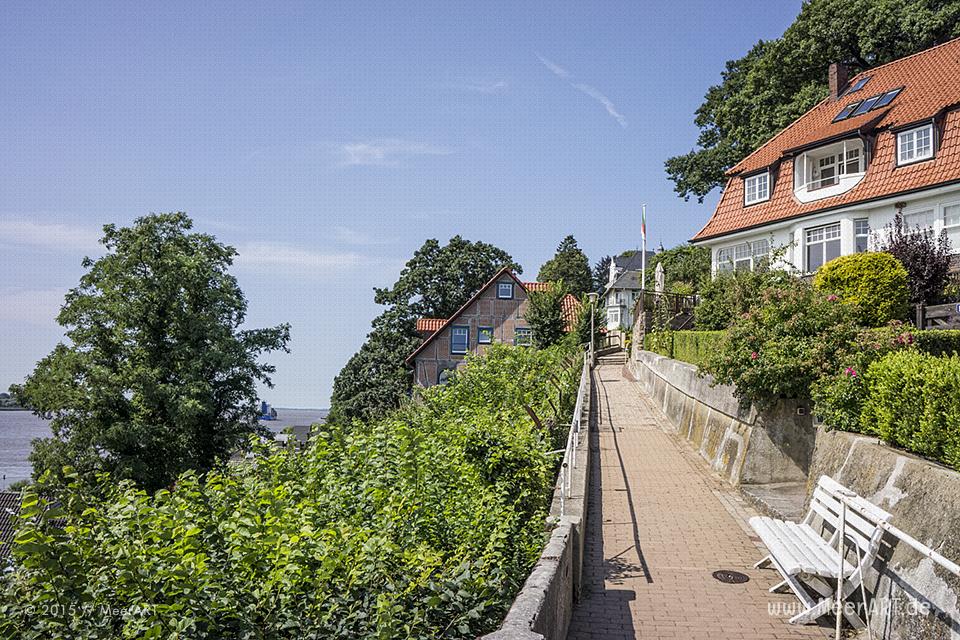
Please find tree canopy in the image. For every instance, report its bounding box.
[329,236,520,424]
[592,255,612,294]
[644,244,712,295]
[666,0,960,202]
[13,213,290,492]
[537,235,592,297]
[526,281,569,348]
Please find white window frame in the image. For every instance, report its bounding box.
[497,282,514,299]
[854,218,870,253]
[607,307,621,326]
[717,239,769,273]
[743,171,770,206]
[805,223,841,272]
[897,124,934,166]
[943,201,960,247]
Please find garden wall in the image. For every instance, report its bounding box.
[627,350,815,487]
[809,429,960,640]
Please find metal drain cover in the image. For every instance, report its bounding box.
[712,570,749,584]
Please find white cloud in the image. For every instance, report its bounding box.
[453,79,508,94]
[536,54,570,79]
[571,83,628,128]
[338,139,452,167]
[0,288,67,327]
[536,54,627,128]
[0,218,102,253]
[235,242,371,274]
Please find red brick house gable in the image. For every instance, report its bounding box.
[693,37,960,243]
[406,269,581,387]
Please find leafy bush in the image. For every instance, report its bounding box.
[861,350,960,471]
[811,323,916,433]
[1,343,580,639]
[703,278,859,409]
[695,267,795,330]
[812,252,909,326]
[879,211,952,306]
[915,329,960,357]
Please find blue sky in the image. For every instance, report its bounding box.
[1,1,802,407]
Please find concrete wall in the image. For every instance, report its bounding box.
[482,368,593,640]
[809,429,960,640]
[627,350,815,486]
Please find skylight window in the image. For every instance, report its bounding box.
[851,95,882,117]
[833,86,902,122]
[833,102,862,122]
[872,87,903,109]
[845,76,871,95]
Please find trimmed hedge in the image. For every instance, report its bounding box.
[813,252,909,327]
[643,330,724,368]
[861,350,960,471]
[915,329,960,356]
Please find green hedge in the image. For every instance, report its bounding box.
[643,330,724,367]
[861,350,960,471]
[915,329,960,356]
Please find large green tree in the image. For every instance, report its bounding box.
[526,281,569,348]
[14,213,290,492]
[329,236,520,424]
[667,0,960,201]
[537,235,592,297]
[644,244,712,294]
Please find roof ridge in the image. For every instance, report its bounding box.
[846,35,960,82]
[727,37,960,177]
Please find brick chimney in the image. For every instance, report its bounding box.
[829,62,850,101]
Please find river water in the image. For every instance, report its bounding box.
[0,408,327,490]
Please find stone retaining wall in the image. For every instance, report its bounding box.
[809,429,960,640]
[482,368,593,640]
[627,350,815,486]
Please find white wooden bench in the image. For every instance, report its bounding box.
[749,475,893,627]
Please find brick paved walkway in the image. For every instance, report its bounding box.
[567,364,831,640]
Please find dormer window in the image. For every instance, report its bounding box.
[744,172,770,206]
[897,124,934,166]
[794,138,866,203]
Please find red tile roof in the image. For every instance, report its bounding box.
[415,318,445,333]
[560,293,581,332]
[694,37,960,242]
[523,282,550,291]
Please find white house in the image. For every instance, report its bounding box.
[691,39,960,275]
[601,252,654,330]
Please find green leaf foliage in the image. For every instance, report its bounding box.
[812,252,909,326]
[11,213,290,493]
[644,245,711,295]
[537,236,592,298]
[329,237,521,424]
[702,277,859,409]
[860,350,960,471]
[666,0,960,201]
[643,330,724,368]
[1,343,582,639]
[526,281,568,348]
[694,266,795,330]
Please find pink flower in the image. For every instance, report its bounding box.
[844,367,857,377]
[751,351,759,360]
[826,294,839,302]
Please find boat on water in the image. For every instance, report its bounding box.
[259,401,278,421]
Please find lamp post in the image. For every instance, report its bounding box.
[587,292,598,367]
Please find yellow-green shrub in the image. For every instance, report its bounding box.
[813,252,909,327]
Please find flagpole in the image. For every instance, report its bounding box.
[641,204,647,292]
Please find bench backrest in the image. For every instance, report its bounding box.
[804,475,893,563]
